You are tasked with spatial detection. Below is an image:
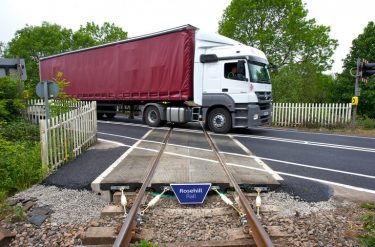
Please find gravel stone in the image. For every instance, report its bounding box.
[261,191,335,217]
[12,185,107,224]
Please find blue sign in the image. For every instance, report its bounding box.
[170,183,211,204]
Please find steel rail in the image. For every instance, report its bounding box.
[113,127,173,247]
[201,123,274,247]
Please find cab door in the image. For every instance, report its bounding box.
[220,60,250,103]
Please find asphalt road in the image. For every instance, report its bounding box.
[230,128,375,201]
[45,114,374,202]
[95,116,375,202]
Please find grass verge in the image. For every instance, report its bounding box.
[0,118,45,203]
[358,202,375,247]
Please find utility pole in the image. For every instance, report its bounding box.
[351,58,361,129]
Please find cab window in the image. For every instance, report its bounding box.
[224,62,246,81]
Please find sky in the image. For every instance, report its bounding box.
[0,0,374,73]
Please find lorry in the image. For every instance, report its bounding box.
[40,25,272,133]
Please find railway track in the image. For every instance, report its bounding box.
[112,124,274,247]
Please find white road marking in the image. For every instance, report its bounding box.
[98,131,163,145]
[98,120,152,129]
[221,152,375,180]
[231,133,375,153]
[98,131,213,152]
[91,130,153,192]
[99,120,375,151]
[98,131,374,179]
[97,131,375,196]
[229,134,283,181]
[276,171,375,195]
[98,138,126,147]
[255,126,375,140]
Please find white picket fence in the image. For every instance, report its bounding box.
[272,103,352,127]
[24,99,46,124]
[25,100,97,170]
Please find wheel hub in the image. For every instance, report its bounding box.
[148,110,158,123]
[213,114,225,128]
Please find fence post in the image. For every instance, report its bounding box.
[40,120,49,171]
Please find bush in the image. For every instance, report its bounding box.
[0,76,25,120]
[0,118,39,142]
[0,77,44,202]
[357,117,375,129]
[0,138,44,199]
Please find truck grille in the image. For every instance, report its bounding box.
[259,103,271,110]
[255,92,272,102]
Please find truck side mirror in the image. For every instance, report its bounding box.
[268,63,278,72]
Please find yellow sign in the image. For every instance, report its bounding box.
[352,96,359,106]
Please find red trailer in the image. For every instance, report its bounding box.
[40,27,195,102]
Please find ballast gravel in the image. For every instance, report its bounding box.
[12,185,107,224]
[1,188,366,246]
[262,191,336,217]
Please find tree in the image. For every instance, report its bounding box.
[0,41,5,57]
[272,62,335,103]
[218,0,338,71]
[5,22,73,85]
[5,22,127,97]
[334,22,375,118]
[72,22,127,50]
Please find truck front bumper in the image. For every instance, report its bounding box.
[247,104,272,127]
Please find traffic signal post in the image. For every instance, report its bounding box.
[351,58,375,129]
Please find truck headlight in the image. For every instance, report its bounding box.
[253,114,259,120]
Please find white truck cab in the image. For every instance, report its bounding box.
[193,30,272,133]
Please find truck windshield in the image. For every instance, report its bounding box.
[248,62,270,83]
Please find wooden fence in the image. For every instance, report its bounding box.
[26,100,97,170]
[272,103,352,127]
[24,99,46,124]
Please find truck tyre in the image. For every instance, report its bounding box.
[207,108,231,134]
[144,106,162,127]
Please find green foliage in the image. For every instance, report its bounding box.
[271,62,335,102]
[133,240,157,247]
[0,203,26,222]
[218,0,338,103]
[0,118,40,142]
[218,0,338,71]
[0,118,43,200]
[362,202,375,210]
[0,138,43,196]
[0,202,12,219]
[72,22,127,50]
[357,117,375,129]
[334,22,375,118]
[359,213,375,247]
[0,76,24,120]
[4,21,127,97]
[4,22,73,91]
[12,205,26,222]
[48,71,79,117]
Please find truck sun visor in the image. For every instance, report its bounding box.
[200,54,219,63]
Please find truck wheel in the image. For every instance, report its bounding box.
[207,108,231,134]
[144,106,162,127]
